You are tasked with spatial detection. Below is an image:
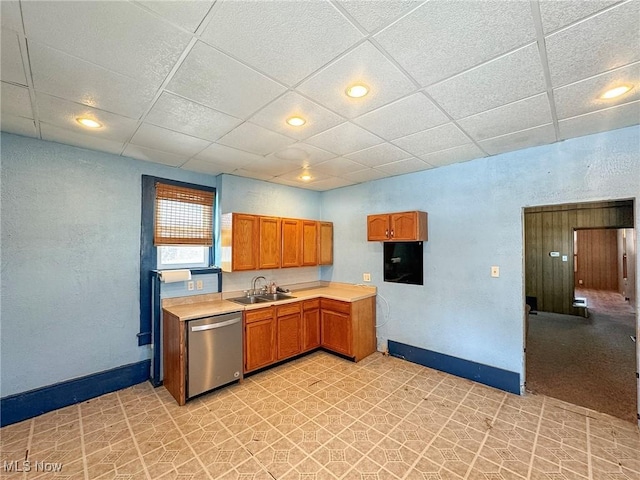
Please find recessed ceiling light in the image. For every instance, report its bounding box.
[346,84,369,98]
[600,84,633,99]
[286,116,306,127]
[76,117,102,128]
[300,173,312,182]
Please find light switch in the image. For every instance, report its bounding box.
[562,255,568,262]
[491,266,500,278]
[363,273,371,282]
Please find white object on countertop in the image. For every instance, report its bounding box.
[159,269,192,283]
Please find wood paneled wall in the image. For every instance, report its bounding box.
[575,229,619,291]
[525,200,633,315]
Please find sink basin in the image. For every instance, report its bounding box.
[229,295,269,305]
[258,293,296,301]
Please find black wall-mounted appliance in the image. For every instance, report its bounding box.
[383,241,423,285]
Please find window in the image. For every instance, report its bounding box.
[157,246,209,269]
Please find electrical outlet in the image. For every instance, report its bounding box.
[363,273,371,282]
[187,281,194,291]
[196,280,203,290]
[491,266,500,278]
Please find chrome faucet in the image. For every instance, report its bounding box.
[250,276,267,295]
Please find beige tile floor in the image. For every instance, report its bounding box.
[1,351,639,479]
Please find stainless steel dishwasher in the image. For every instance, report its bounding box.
[187,312,243,399]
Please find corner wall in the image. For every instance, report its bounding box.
[320,126,640,388]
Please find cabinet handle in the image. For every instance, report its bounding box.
[385,229,389,238]
[390,229,394,238]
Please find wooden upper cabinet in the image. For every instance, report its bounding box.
[259,216,281,269]
[301,220,318,266]
[367,211,427,242]
[318,222,333,265]
[281,218,302,268]
[221,213,259,272]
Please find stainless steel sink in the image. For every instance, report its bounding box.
[229,295,269,305]
[257,293,296,301]
[228,293,296,305]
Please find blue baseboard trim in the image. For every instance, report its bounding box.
[388,340,521,395]
[0,360,151,427]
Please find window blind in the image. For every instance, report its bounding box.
[154,183,214,246]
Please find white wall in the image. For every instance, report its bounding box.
[321,126,640,387]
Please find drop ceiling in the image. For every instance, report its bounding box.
[1,0,639,191]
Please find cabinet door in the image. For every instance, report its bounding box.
[367,214,390,241]
[281,218,301,268]
[302,300,321,351]
[318,222,333,265]
[390,212,418,241]
[232,214,259,271]
[277,313,302,360]
[321,308,352,356]
[259,216,281,269]
[244,308,275,372]
[301,220,318,266]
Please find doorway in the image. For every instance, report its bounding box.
[524,200,638,424]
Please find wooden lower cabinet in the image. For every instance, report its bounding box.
[321,297,376,361]
[243,296,376,373]
[302,299,321,351]
[162,310,187,405]
[244,307,276,373]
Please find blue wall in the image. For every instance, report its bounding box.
[321,126,640,390]
[0,133,217,398]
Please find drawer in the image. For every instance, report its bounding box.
[276,302,301,317]
[244,306,274,323]
[320,298,350,314]
[302,298,320,311]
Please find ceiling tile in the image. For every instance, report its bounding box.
[194,143,262,171]
[392,123,470,156]
[22,1,192,86]
[297,41,416,118]
[1,29,27,85]
[270,142,336,167]
[539,0,620,34]
[130,123,211,157]
[36,93,139,142]
[353,92,449,140]
[305,122,383,155]
[200,0,362,86]
[0,114,37,137]
[457,94,553,142]
[558,100,640,140]
[232,170,276,182]
[135,1,213,33]
[233,155,302,177]
[217,122,295,156]
[374,0,535,86]
[301,176,356,191]
[248,92,345,141]
[179,158,229,176]
[335,0,424,33]
[29,42,157,119]
[345,143,411,167]
[545,1,640,88]
[420,143,486,167]
[1,83,32,118]
[342,168,390,183]
[478,124,556,156]
[122,144,188,167]
[40,122,125,155]
[145,92,241,142]
[426,44,546,119]
[1,2,23,31]
[312,157,368,176]
[553,63,640,120]
[375,157,432,175]
[166,41,286,119]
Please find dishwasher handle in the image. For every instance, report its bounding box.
[190,316,241,332]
